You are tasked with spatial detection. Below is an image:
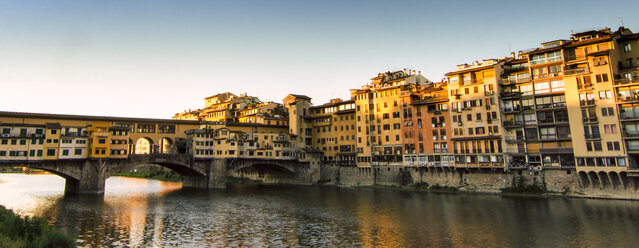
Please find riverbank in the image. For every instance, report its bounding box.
[0,205,75,247]
[316,165,639,201]
[113,171,181,182]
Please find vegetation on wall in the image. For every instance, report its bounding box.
[0,205,75,248]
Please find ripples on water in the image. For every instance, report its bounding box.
[1,173,639,247]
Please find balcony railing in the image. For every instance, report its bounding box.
[582,116,598,123]
[503,120,524,127]
[584,134,601,139]
[614,78,638,86]
[617,95,639,103]
[500,92,523,98]
[564,67,589,75]
[623,132,639,138]
[580,99,595,106]
[564,55,587,62]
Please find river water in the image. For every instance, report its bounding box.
[1,174,638,247]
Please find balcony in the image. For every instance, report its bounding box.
[503,106,522,113]
[564,55,587,62]
[623,132,639,138]
[500,92,523,99]
[579,99,595,106]
[584,134,601,140]
[615,78,639,87]
[505,136,524,143]
[582,116,598,123]
[577,84,594,91]
[617,95,639,103]
[503,120,524,128]
[485,91,495,96]
[563,67,589,75]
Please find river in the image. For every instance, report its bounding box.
[1,173,638,247]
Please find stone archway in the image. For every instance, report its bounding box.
[134,137,154,154]
[160,137,173,154]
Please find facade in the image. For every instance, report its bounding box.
[0,123,45,161]
[351,70,431,167]
[446,61,505,169]
[87,123,111,158]
[42,123,61,160]
[59,126,89,159]
[237,102,288,126]
[401,82,454,167]
[308,98,357,165]
[109,126,129,158]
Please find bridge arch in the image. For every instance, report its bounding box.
[231,161,295,178]
[159,137,173,154]
[134,137,154,154]
[124,154,207,177]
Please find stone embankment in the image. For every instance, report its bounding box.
[319,165,639,200]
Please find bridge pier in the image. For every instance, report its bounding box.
[207,159,227,188]
[64,159,109,194]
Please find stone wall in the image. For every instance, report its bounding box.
[316,165,639,200]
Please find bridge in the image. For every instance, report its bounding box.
[0,111,201,154]
[0,154,320,194]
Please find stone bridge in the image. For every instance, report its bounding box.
[0,155,319,194]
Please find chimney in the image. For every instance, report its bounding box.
[418,71,421,74]
[510,52,515,58]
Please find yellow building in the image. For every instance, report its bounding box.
[109,126,130,158]
[283,94,313,149]
[42,123,61,160]
[308,98,357,165]
[613,27,639,170]
[186,123,295,160]
[59,126,89,159]
[87,123,111,158]
[446,60,505,169]
[0,123,45,161]
[351,69,431,167]
[237,102,288,126]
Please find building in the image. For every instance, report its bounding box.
[446,61,505,169]
[109,126,130,158]
[0,123,45,161]
[87,123,111,158]
[237,102,288,126]
[42,123,61,160]
[351,69,431,167]
[308,98,357,165]
[401,82,454,167]
[58,126,89,159]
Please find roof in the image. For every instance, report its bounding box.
[205,92,236,100]
[0,111,201,125]
[109,126,130,131]
[45,123,62,129]
[0,122,46,128]
[310,99,355,109]
[287,94,311,100]
[617,33,639,43]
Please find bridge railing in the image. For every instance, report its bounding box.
[127,153,193,165]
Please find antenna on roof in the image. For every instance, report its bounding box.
[620,17,625,27]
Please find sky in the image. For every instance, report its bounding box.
[1,0,638,118]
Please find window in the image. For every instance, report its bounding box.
[624,43,632,52]
[62,149,69,156]
[534,82,550,94]
[46,149,55,156]
[74,149,82,155]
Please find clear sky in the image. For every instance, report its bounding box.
[1,0,638,118]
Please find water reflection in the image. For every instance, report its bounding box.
[2,174,639,247]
